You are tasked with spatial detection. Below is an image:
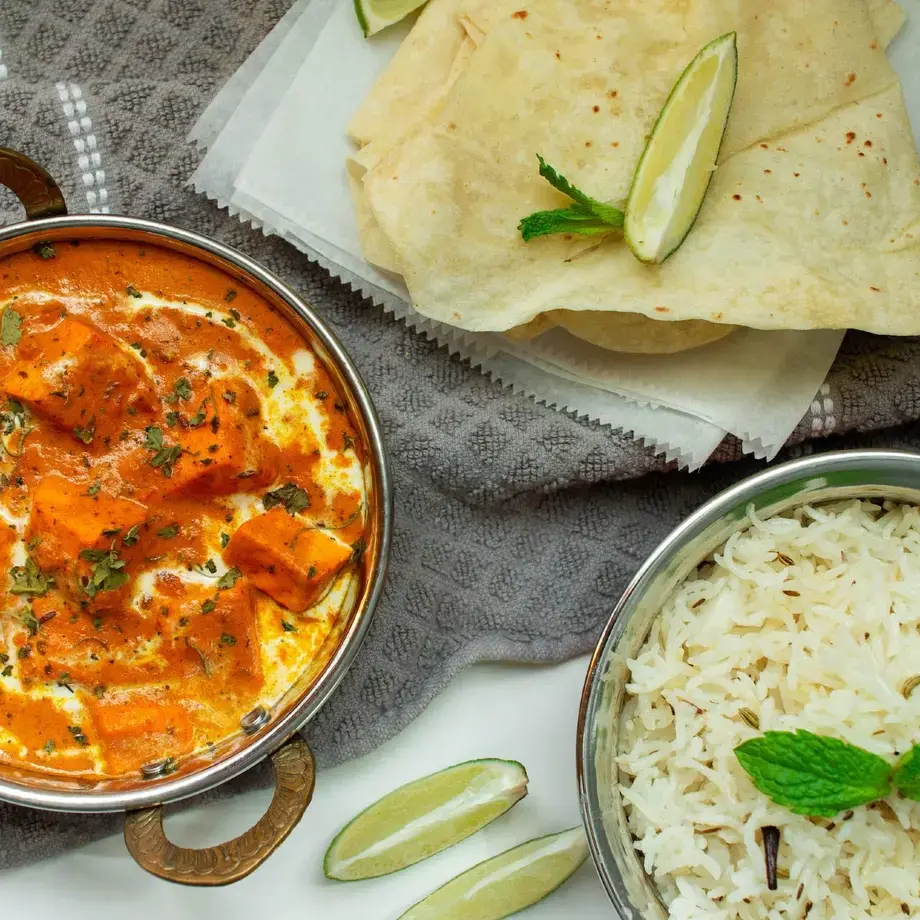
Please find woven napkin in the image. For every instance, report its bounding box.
[0,0,919,869]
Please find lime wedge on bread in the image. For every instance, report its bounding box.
[625,31,738,263]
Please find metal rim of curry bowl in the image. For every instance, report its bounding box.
[575,447,920,909]
[0,214,393,813]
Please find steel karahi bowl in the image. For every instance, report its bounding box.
[0,149,392,885]
[576,449,920,917]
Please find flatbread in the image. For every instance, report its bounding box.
[347,0,468,147]
[364,0,920,336]
[869,0,907,48]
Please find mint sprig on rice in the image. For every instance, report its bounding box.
[735,730,920,818]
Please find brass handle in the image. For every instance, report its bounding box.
[0,147,68,220]
[124,737,316,887]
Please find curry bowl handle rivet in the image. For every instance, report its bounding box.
[240,706,271,735]
[124,736,315,886]
[0,148,68,221]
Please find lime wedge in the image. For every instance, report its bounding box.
[324,759,528,881]
[354,0,428,37]
[625,32,738,264]
[397,826,589,920]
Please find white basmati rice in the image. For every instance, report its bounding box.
[618,499,920,920]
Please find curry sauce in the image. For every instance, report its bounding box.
[0,239,365,777]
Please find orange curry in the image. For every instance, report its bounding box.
[0,239,365,777]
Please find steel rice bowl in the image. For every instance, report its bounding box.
[576,449,920,917]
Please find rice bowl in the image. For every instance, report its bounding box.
[619,498,920,920]
[576,450,920,920]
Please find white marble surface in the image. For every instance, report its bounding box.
[0,657,613,917]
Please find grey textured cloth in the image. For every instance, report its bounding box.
[1,0,920,870]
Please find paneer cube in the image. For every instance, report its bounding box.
[163,384,265,497]
[3,316,156,444]
[27,475,147,574]
[84,695,193,776]
[224,508,352,612]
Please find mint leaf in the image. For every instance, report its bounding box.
[519,207,618,242]
[519,155,625,242]
[734,730,892,817]
[893,746,920,801]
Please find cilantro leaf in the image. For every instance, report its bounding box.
[73,416,96,445]
[122,524,141,547]
[10,557,54,597]
[201,598,216,614]
[734,730,892,818]
[1,307,22,347]
[79,547,129,598]
[157,523,179,539]
[262,482,310,516]
[143,426,182,477]
[217,567,241,590]
[267,370,279,389]
[518,155,625,242]
[893,746,920,802]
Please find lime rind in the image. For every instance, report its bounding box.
[354,0,429,37]
[625,31,738,264]
[397,826,589,920]
[324,758,529,881]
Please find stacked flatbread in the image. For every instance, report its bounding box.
[347,0,917,354]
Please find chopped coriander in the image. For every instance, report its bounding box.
[101,527,121,538]
[144,426,182,477]
[188,398,210,428]
[86,482,101,497]
[32,241,56,260]
[1,306,22,347]
[262,482,310,516]
[17,645,31,659]
[164,377,193,403]
[26,536,41,552]
[267,369,279,389]
[157,523,179,539]
[220,532,230,549]
[201,598,216,614]
[165,410,180,427]
[225,289,237,302]
[220,633,237,646]
[21,610,40,636]
[281,620,297,633]
[79,547,129,598]
[221,316,237,329]
[56,672,73,692]
[73,416,96,444]
[314,390,328,400]
[68,725,89,746]
[202,559,217,574]
[307,565,317,579]
[10,557,54,597]
[1,665,11,677]
[126,284,143,298]
[122,523,141,547]
[42,739,55,754]
[217,567,241,590]
[93,617,103,631]
[351,536,367,563]
[93,685,106,698]
[222,390,236,404]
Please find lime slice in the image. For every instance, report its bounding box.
[354,0,428,37]
[625,32,738,264]
[397,826,589,920]
[324,759,528,881]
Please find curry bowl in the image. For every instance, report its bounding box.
[0,149,392,885]
[576,449,920,917]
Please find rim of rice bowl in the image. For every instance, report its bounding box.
[577,450,920,920]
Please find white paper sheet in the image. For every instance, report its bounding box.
[190,0,920,467]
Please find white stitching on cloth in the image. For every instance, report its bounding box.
[55,81,110,214]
